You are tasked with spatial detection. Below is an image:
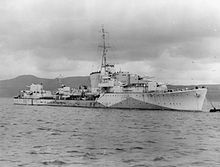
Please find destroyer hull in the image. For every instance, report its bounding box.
[97,88,207,111]
[14,88,207,111]
[14,98,55,106]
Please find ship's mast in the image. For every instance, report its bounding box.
[99,26,110,75]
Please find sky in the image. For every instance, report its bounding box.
[0,0,220,84]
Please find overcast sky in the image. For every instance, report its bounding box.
[0,0,220,84]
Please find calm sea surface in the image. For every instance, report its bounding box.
[0,98,220,167]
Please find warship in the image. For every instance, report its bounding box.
[14,27,207,111]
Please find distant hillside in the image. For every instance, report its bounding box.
[0,75,90,97]
[0,75,220,101]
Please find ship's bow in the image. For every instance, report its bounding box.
[193,88,207,111]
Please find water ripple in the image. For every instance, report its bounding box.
[41,160,67,166]
[0,99,220,167]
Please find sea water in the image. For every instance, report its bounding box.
[0,98,220,167]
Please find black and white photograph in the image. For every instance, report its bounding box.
[0,0,220,166]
